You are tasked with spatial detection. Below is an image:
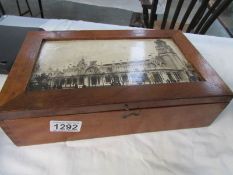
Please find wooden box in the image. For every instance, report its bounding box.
[0,30,232,146]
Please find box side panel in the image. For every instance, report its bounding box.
[1,103,228,146]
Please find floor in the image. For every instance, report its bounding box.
[0,0,232,37]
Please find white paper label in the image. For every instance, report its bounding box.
[50,120,82,132]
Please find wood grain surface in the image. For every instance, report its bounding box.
[0,30,232,146]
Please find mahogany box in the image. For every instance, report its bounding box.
[0,30,232,146]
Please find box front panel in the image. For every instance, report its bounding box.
[2,103,227,146]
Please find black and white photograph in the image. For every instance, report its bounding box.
[28,39,201,90]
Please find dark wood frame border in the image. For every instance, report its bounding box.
[0,30,232,120]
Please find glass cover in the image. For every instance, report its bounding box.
[28,39,201,91]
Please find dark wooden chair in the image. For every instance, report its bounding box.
[141,0,232,34]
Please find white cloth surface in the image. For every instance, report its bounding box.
[0,15,49,28]
[0,20,233,175]
[40,19,139,31]
[0,74,7,90]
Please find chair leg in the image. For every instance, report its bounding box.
[16,0,22,15]
[0,1,5,15]
[149,0,158,29]
[16,0,33,16]
[142,7,149,28]
[38,0,44,18]
[26,0,32,16]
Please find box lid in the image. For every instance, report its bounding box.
[0,30,232,120]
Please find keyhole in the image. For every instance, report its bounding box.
[0,60,7,65]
